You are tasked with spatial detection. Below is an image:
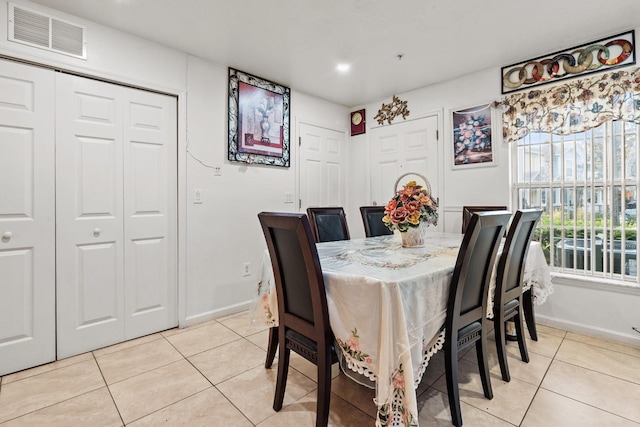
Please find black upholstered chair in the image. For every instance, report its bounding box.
[258,212,338,427]
[492,209,543,382]
[360,206,393,237]
[445,210,511,427]
[307,207,350,242]
[461,206,508,234]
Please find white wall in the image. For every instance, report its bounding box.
[184,56,347,324]
[349,67,511,236]
[537,276,640,345]
[348,58,640,346]
[1,0,348,328]
[0,2,187,94]
[3,0,638,346]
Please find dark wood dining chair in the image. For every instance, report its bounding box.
[445,210,511,427]
[493,209,543,382]
[522,288,538,341]
[258,212,338,427]
[264,207,350,371]
[306,207,350,242]
[360,206,393,237]
[461,206,508,234]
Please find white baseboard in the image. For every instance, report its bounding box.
[184,300,253,328]
[537,314,640,348]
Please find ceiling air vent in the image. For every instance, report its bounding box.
[8,3,86,59]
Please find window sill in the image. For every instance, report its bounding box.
[551,272,640,295]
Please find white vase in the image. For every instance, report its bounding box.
[400,222,429,248]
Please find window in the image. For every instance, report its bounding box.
[514,121,639,283]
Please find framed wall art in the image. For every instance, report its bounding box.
[228,68,291,167]
[451,103,497,169]
[501,30,635,94]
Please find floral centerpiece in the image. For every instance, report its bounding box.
[383,180,438,247]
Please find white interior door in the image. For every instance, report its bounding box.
[55,73,126,357]
[0,60,56,375]
[56,73,177,358]
[299,123,346,211]
[370,115,440,221]
[123,88,177,338]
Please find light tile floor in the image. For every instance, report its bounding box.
[1,311,639,426]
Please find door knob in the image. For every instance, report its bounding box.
[1,231,11,242]
[93,228,101,237]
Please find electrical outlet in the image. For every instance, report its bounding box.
[284,191,293,203]
[214,164,222,176]
[242,262,251,276]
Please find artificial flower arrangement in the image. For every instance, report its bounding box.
[383,180,438,232]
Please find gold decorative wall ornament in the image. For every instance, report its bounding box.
[374,95,410,125]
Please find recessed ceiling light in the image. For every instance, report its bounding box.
[336,63,350,72]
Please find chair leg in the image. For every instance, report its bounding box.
[315,350,332,427]
[494,316,511,382]
[444,338,463,427]
[273,341,290,412]
[522,289,538,341]
[476,332,494,399]
[514,312,530,363]
[265,326,278,368]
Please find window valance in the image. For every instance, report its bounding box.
[496,66,640,143]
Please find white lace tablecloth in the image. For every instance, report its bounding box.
[253,233,552,427]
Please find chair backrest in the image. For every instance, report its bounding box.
[462,205,508,234]
[306,207,351,242]
[447,210,511,331]
[258,212,332,344]
[360,206,393,237]
[494,209,543,308]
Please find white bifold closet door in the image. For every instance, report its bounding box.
[56,73,177,358]
[0,60,56,376]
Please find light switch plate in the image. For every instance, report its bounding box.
[194,189,203,204]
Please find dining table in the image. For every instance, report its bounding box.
[252,232,552,427]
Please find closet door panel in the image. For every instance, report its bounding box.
[56,73,125,358]
[123,90,177,338]
[0,60,55,376]
[298,123,347,212]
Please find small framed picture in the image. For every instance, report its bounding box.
[451,103,497,169]
[228,68,291,167]
[350,109,366,136]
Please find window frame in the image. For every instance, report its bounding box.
[510,121,640,289]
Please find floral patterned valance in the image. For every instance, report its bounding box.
[496,67,640,142]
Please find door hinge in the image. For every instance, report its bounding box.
[436,130,439,140]
[299,199,302,209]
[299,136,301,146]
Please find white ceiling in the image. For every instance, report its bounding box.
[29,0,640,107]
